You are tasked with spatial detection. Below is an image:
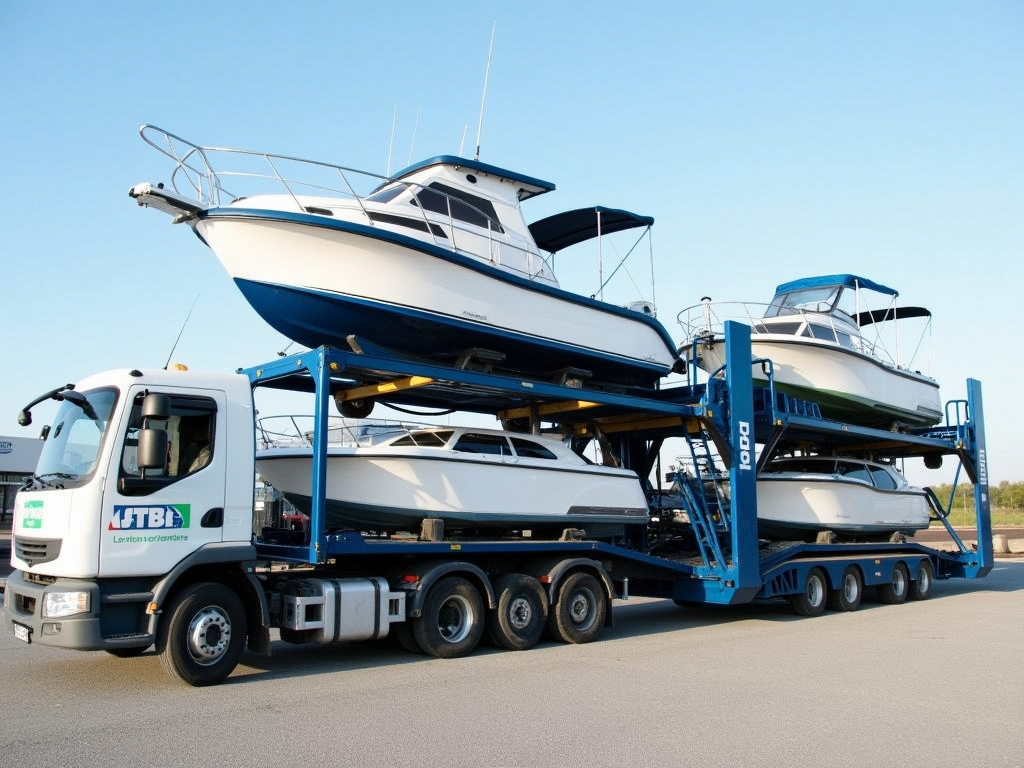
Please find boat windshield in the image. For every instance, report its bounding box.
[766,285,856,322]
[32,387,118,490]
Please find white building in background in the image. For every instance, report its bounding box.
[0,435,43,519]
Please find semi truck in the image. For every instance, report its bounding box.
[3,323,992,685]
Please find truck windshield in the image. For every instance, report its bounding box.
[33,387,118,489]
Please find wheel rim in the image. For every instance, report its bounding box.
[569,588,597,630]
[186,606,232,666]
[807,575,825,608]
[508,596,533,631]
[918,565,931,593]
[437,595,473,644]
[843,573,860,603]
[893,568,907,596]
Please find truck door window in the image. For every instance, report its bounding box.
[120,394,217,494]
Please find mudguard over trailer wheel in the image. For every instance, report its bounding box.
[411,576,484,658]
[486,574,548,650]
[546,572,606,644]
[791,567,828,617]
[157,582,248,686]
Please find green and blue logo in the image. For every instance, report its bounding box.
[109,504,190,531]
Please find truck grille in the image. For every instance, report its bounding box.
[15,537,62,567]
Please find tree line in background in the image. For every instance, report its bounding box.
[930,481,1024,512]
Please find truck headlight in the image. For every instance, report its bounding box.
[43,591,90,618]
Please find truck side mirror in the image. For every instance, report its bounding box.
[137,427,168,470]
[142,393,171,421]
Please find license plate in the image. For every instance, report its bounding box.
[13,622,31,644]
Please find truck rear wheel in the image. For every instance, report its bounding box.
[546,572,606,644]
[157,582,247,686]
[877,562,910,604]
[486,574,547,651]
[791,567,828,617]
[411,576,484,658]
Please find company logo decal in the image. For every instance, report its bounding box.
[22,499,43,528]
[0,440,12,454]
[737,421,753,471]
[109,504,191,544]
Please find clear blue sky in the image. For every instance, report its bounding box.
[2,2,1021,484]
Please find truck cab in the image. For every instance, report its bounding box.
[4,368,257,651]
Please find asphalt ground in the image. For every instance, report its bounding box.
[2,557,1022,768]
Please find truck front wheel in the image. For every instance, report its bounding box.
[157,582,247,686]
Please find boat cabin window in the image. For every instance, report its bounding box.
[366,184,405,204]
[869,466,898,490]
[836,461,872,484]
[765,286,841,317]
[390,430,452,448]
[805,323,838,342]
[754,321,801,336]
[510,437,559,461]
[835,331,855,348]
[412,182,505,234]
[453,432,511,456]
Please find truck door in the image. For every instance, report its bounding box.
[99,387,227,577]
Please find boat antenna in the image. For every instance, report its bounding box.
[386,105,398,177]
[458,123,469,156]
[164,293,200,370]
[474,21,497,161]
[407,106,421,167]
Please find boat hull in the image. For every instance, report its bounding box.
[256,448,650,536]
[686,336,942,427]
[195,212,678,387]
[756,477,931,540]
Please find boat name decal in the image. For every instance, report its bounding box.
[738,421,753,471]
[461,310,488,321]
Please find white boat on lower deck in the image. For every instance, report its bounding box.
[255,425,650,537]
[130,125,679,389]
[756,456,933,541]
[678,275,942,428]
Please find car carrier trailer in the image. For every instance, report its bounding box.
[3,323,991,685]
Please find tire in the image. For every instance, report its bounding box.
[910,559,934,600]
[877,562,910,604]
[105,646,149,658]
[156,582,247,686]
[826,566,863,612]
[546,572,606,644]
[791,567,828,617]
[411,576,484,658]
[486,574,548,651]
[339,398,374,419]
[390,620,422,654]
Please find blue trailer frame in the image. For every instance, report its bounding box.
[240,322,992,610]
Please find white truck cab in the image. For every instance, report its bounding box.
[4,368,257,652]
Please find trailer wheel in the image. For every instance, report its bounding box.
[826,566,863,612]
[486,574,548,651]
[156,582,247,686]
[791,567,828,617]
[546,572,606,644]
[878,562,910,604]
[411,576,484,658]
[909,560,934,600]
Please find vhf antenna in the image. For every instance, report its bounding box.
[164,293,200,369]
[474,22,497,161]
